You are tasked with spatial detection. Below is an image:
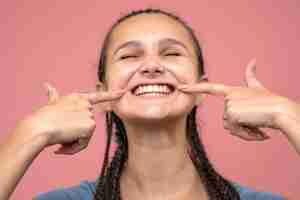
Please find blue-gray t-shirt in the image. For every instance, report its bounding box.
[35,180,285,200]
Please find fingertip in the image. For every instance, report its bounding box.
[45,82,54,90]
[54,149,64,154]
[177,84,188,90]
[108,89,126,100]
[88,92,97,99]
[54,150,61,154]
[247,132,270,141]
[247,58,257,72]
[43,82,49,88]
[116,89,127,96]
[44,82,51,91]
[54,147,78,155]
[261,134,271,140]
[200,74,209,81]
[250,58,257,65]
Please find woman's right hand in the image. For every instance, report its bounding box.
[17,82,125,155]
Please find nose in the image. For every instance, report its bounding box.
[138,58,165,78]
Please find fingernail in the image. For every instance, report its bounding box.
[263,135,270,139]
[44,82,49,89]
[258,134,270,140]
[112,91,125,97]
[200,74,208,81]
[44,82,51,95]
[116,89,126,94]
[178,84,188,89]
[248,58,257,69]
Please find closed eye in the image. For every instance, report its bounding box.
[164,52,181,56]
[120,55,138,60]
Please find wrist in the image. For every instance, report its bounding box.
[273,99,300,132]
[13,118,51,150]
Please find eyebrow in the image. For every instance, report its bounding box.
[113,38,189,56]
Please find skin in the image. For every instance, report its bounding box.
[178,59,300,154]
[0,12,299,199]
[0,85,125,199]
[98,14,299,199]
[100,13,209,200]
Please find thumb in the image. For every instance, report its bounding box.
[44,82,59,104]
[245,59,264,89]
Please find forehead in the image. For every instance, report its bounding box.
[108,13,194,50]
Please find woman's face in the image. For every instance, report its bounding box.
[103,13,201,123]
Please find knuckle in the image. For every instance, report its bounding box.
[78,101,91,109]
[82,127,93,138]
[88,119,96,129]
[76,94,89,102]
[89,112,95,119]
[84,110,95,119]
[69,93,82,100]
[226,106,235,115]
[79,137,90,145]
[223,121,230,130]
[229,131,238,136]
[225,93,233,100]
[77,139,89,150]
[78,93,90,99]
[226,100,233,107]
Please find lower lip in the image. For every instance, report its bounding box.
[138,92,170,96]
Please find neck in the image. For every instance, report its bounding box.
[120,117,207,200]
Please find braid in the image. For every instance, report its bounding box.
[92,113,112,200]
[109,113,128,200]
[187,106,240,199]
[94,107,241,200]
[93,112,128,200]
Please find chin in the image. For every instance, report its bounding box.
[125,110,173,122]
[113,103,195,125]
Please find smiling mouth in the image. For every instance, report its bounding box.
[131,84,175,96]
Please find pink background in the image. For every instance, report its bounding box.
[3,0,300,199]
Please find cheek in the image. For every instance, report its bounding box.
[167,61,199,84]
[106,64,137,90]
[106,59,199,90]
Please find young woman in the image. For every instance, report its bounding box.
[1,8,299,200]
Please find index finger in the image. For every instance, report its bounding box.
[88,89,126,104]
[178,82,231,96]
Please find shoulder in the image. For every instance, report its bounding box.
[231,182,286,200]
[34,180,97,200]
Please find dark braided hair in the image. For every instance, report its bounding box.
[93,8,240,200]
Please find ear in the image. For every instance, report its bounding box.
[94,81,113,112]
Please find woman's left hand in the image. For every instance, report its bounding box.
[178,59,300,145]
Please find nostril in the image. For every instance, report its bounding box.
[139,63,165,74]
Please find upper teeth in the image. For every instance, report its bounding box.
[134,84,172,96]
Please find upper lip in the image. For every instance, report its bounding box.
[129,80,177,93]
